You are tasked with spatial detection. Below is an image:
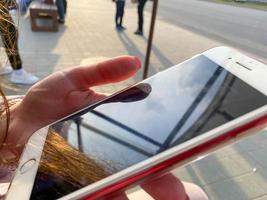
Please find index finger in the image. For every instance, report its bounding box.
[66,56,141,89]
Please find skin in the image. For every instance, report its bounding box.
[5,56,141,148]
[0,56,140,183]
[107,174,189,200]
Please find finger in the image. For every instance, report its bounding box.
[66,89,108,109]
[66,56,141,89]
[183,182,209,200]
[141,174,188,200]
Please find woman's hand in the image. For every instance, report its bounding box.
[7,56,140,146]
[106,173,208,200]
[106,174,188,200]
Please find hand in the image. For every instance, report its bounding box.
[106,173,208,200]
[106,174,188,200]
[7,56,140,146]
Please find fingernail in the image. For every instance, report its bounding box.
[133,56,141,69]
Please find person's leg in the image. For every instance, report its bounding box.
[56,0,65,23]
[115,1,120,27]
[135,0,147,35]
[63,0,67,15]
[0,11,38,84]
[0,17,21,75]
[137,3,142,31]
[119,1,125,27]
[0,15,22,71]
[116,1,126,30]
[118,1,125,29]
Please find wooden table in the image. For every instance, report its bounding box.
[29,1,58,32]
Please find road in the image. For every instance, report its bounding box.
[152,0,267,61]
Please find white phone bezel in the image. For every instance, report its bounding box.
[6,46,267,200]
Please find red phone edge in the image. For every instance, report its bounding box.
[83,114,267,200]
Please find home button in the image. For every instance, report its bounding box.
[20,159,36,174]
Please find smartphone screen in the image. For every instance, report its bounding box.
[29,55,267,199]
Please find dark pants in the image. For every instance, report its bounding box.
[56,0,67,20]
[115,1,125,26]
[0,9,22,70]
[137,0,147,32]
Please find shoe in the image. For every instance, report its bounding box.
[10,69,39,85]
[134,30,143,36]
[119,25,126,30]
[116,24,121,30]
[116,25,126,31]
[58,19,65,24]
[0,66,13,75]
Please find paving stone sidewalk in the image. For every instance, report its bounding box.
[0,0,267,199]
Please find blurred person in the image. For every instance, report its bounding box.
[0,1,39,85]
[113,0,126,31]
[56,0,67,24]
[19,0,32,12]
[134,0,147,36]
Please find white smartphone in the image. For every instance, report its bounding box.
[6,46,267,200]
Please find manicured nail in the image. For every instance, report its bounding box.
[133,56,141,69]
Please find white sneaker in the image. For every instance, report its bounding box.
[10,69,39,85]
[0,66,13,75]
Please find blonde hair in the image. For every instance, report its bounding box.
[0,88,10,149]
[40,130,110,187]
